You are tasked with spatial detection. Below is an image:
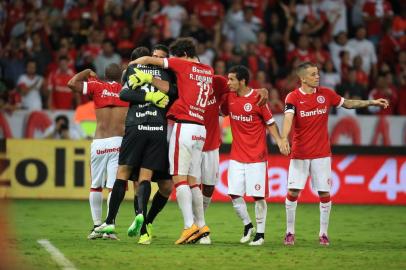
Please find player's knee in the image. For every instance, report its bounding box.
[158,180,173,197]
[318,192,331,203]
[202,184,215,197]
[287,189,300,201]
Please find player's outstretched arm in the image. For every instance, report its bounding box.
[268,123,290,156]
[67,69,96,92]
[128,56,164,67]
[342,98,389,109]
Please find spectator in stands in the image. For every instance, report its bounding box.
[180,13,209,43]
[368,73,398,115]
[362,0,393,45]
[329,31,356,73]
[161,0,187,39]
[336,68,367,115]
[93,39,121,78]
[233,8,261,47]
[348,26,378,78]
[268,88,284,115]
[320,60,341,90]
[16,60,45,110]
[47,56,76,110]
[194,0,224,34]
[353,55,369,88]
[213,59,226,76]
[42,114,83,139]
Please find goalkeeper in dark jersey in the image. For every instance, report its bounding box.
[95,46,177,245]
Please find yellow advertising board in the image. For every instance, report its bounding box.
[2,139,157,199]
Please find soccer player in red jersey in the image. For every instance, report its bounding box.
[130,38,213,244]
[68,64,129,240]
[222,65,289,246]
[282,62,389,246]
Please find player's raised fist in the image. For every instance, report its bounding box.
[128,68,153,89]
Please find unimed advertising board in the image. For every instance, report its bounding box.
[1,140,406,204]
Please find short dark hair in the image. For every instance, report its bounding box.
[296,61,318,76]
[169,37,197,58]
[228,65,250,85]
[152,44,169,56]
[130,46,150,61]
[105,63,122,82]
[55,114,69,124]
[58,55,69,62]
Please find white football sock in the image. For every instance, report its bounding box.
[176,184,194,228]
[232,197,251,226]
[191,187,206,227]
[203,195,212,212]
[89,191,103,226]
[285,198,297,234]
[255,199,267,234]
[106,191,112,218]
[320,201,332,236]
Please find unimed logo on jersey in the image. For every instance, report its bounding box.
[300,106,327,117]
[96,147,120,155]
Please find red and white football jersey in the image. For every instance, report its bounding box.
[203,75,229,151]
[83,77,128,109]
[223,89,274,163]
[284,87,344,159]
[164,58,214,125]
[47,68,75,109]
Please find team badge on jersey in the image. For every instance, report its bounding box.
[317,96,326,104]
[244,103,252,112]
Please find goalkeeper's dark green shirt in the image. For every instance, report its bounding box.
[120,64,177,127]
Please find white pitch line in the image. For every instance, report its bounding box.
[37,239,77,270]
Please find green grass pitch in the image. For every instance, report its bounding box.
[6,200,406,270]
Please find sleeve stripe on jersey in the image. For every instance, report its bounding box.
[163,58,169,69]
[266,118,275,125]
[83,82,88,95]
[337,97,345,108]
[285,109,295,114]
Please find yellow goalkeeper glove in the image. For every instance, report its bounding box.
[145,91,169,108]
[128,68,153,89]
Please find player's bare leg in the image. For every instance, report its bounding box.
[285,189,300,245]
[318,191,331,246]
[230,195,255,243]
[202,184,215,212]
[173,175,199,244]
[95,165,132,234]
[187,175,210,244]
[249,197,267,246]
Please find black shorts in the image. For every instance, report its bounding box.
[119,124,169,179]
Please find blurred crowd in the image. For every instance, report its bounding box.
[0,0,405,115]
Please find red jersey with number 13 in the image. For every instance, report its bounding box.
[284,87,344,159]
[164,58,214,125]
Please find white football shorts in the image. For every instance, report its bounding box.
[287,157,332,192]
[169,122,206,178]
[197,148,219,186]
[90,136,122,189]
[227,160,268,198]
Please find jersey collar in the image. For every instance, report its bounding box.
[299,87,317,95]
